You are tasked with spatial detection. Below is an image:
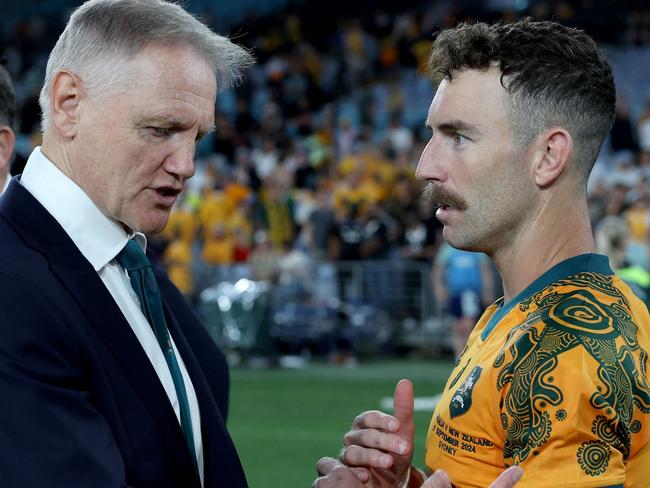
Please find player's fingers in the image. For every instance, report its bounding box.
[351,467,370,482]
[352,410,400,432]
[393,379,415,444]
[393,379,414,432]
[488,466,523,488]
[421,469,452,488]
[340,444,395,469]
[343,428,411,455]
[316,457,341,476]
[312,462,363,488]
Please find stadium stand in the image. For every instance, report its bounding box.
[3,0,649,361]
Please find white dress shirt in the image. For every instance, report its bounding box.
[21,147,204,484]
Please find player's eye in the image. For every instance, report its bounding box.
[453,133,467,146]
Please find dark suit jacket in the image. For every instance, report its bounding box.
[0,179,247,487]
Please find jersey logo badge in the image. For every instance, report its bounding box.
[450,365,483,418]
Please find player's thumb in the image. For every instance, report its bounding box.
[393,379,414,435]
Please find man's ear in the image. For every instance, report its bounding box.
[533,128,573,188]
[50,70,85,139]
[0,126,15,173]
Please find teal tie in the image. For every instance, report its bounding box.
[116,239,198,473]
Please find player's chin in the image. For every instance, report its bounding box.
[442,227,470,250]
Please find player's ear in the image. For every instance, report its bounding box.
[533,127,573,188]
[49,69,86,139]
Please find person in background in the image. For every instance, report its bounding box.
[0,64,16,195]
[433,242,494,359]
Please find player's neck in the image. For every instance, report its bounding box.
[491,199,596,303]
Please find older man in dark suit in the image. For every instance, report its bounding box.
[0,1,252,486]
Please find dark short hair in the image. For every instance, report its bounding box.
[428,19,616,185]
[0,65,16,130]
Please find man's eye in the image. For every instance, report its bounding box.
[148,127,170,137]
[453,133,467,145]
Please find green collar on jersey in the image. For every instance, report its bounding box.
[481,253,614,341]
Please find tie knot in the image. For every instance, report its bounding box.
[116,239,150,272]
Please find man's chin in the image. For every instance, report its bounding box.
[443,228,471,251]
[129,212,171,235]
[444,230,489,254]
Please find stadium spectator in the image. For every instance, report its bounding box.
[0,64,16,195]
[317,19,650,487]
[0,0,252,486]
[163,231,194,297]
[162,195,199,246]
[610,96,639,153]
[251,137,279,180]
[637,101,650,151]
[260,179,295,249]
[432,243,494,359]
[248,229,281,282]
[203,223,235,266]
[386,113,415,157]
[336,117,358,158]
[596,215,650,305]
[305,183,337,259]
[399,197,440,261]
[639,149,650,181]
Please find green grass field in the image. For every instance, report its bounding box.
[228,359,455,488]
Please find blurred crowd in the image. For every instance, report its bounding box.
[2,0,650,305]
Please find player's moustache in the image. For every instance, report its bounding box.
[422,183,467,211]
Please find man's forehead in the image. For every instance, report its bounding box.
[118,45,217,108]
[426,68,507,124]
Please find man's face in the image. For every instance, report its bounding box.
[73,43,216,233]
[416,68,534,253]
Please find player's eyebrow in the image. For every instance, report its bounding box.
[436,120,483,138]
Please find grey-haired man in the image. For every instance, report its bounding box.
[0,1,252,486]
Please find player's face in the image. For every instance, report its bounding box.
[416,68,534,253]
[74,43,216,233]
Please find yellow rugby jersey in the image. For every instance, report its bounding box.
[425,254,650,487]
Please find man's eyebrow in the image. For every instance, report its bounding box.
[437,120,483,137]
[138,115,187,128]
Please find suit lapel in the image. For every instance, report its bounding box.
[0,180,198,481]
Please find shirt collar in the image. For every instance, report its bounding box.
[480,253,613,341]
[20,147,147,271]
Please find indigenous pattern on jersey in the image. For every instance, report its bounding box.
[425,254,650,487]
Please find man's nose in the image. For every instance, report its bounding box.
[166,142,196,180]
[415,136,446,182]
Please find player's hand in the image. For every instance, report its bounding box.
[338,379,416,487]
[421,466,523,488]
[312,457,366,487]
